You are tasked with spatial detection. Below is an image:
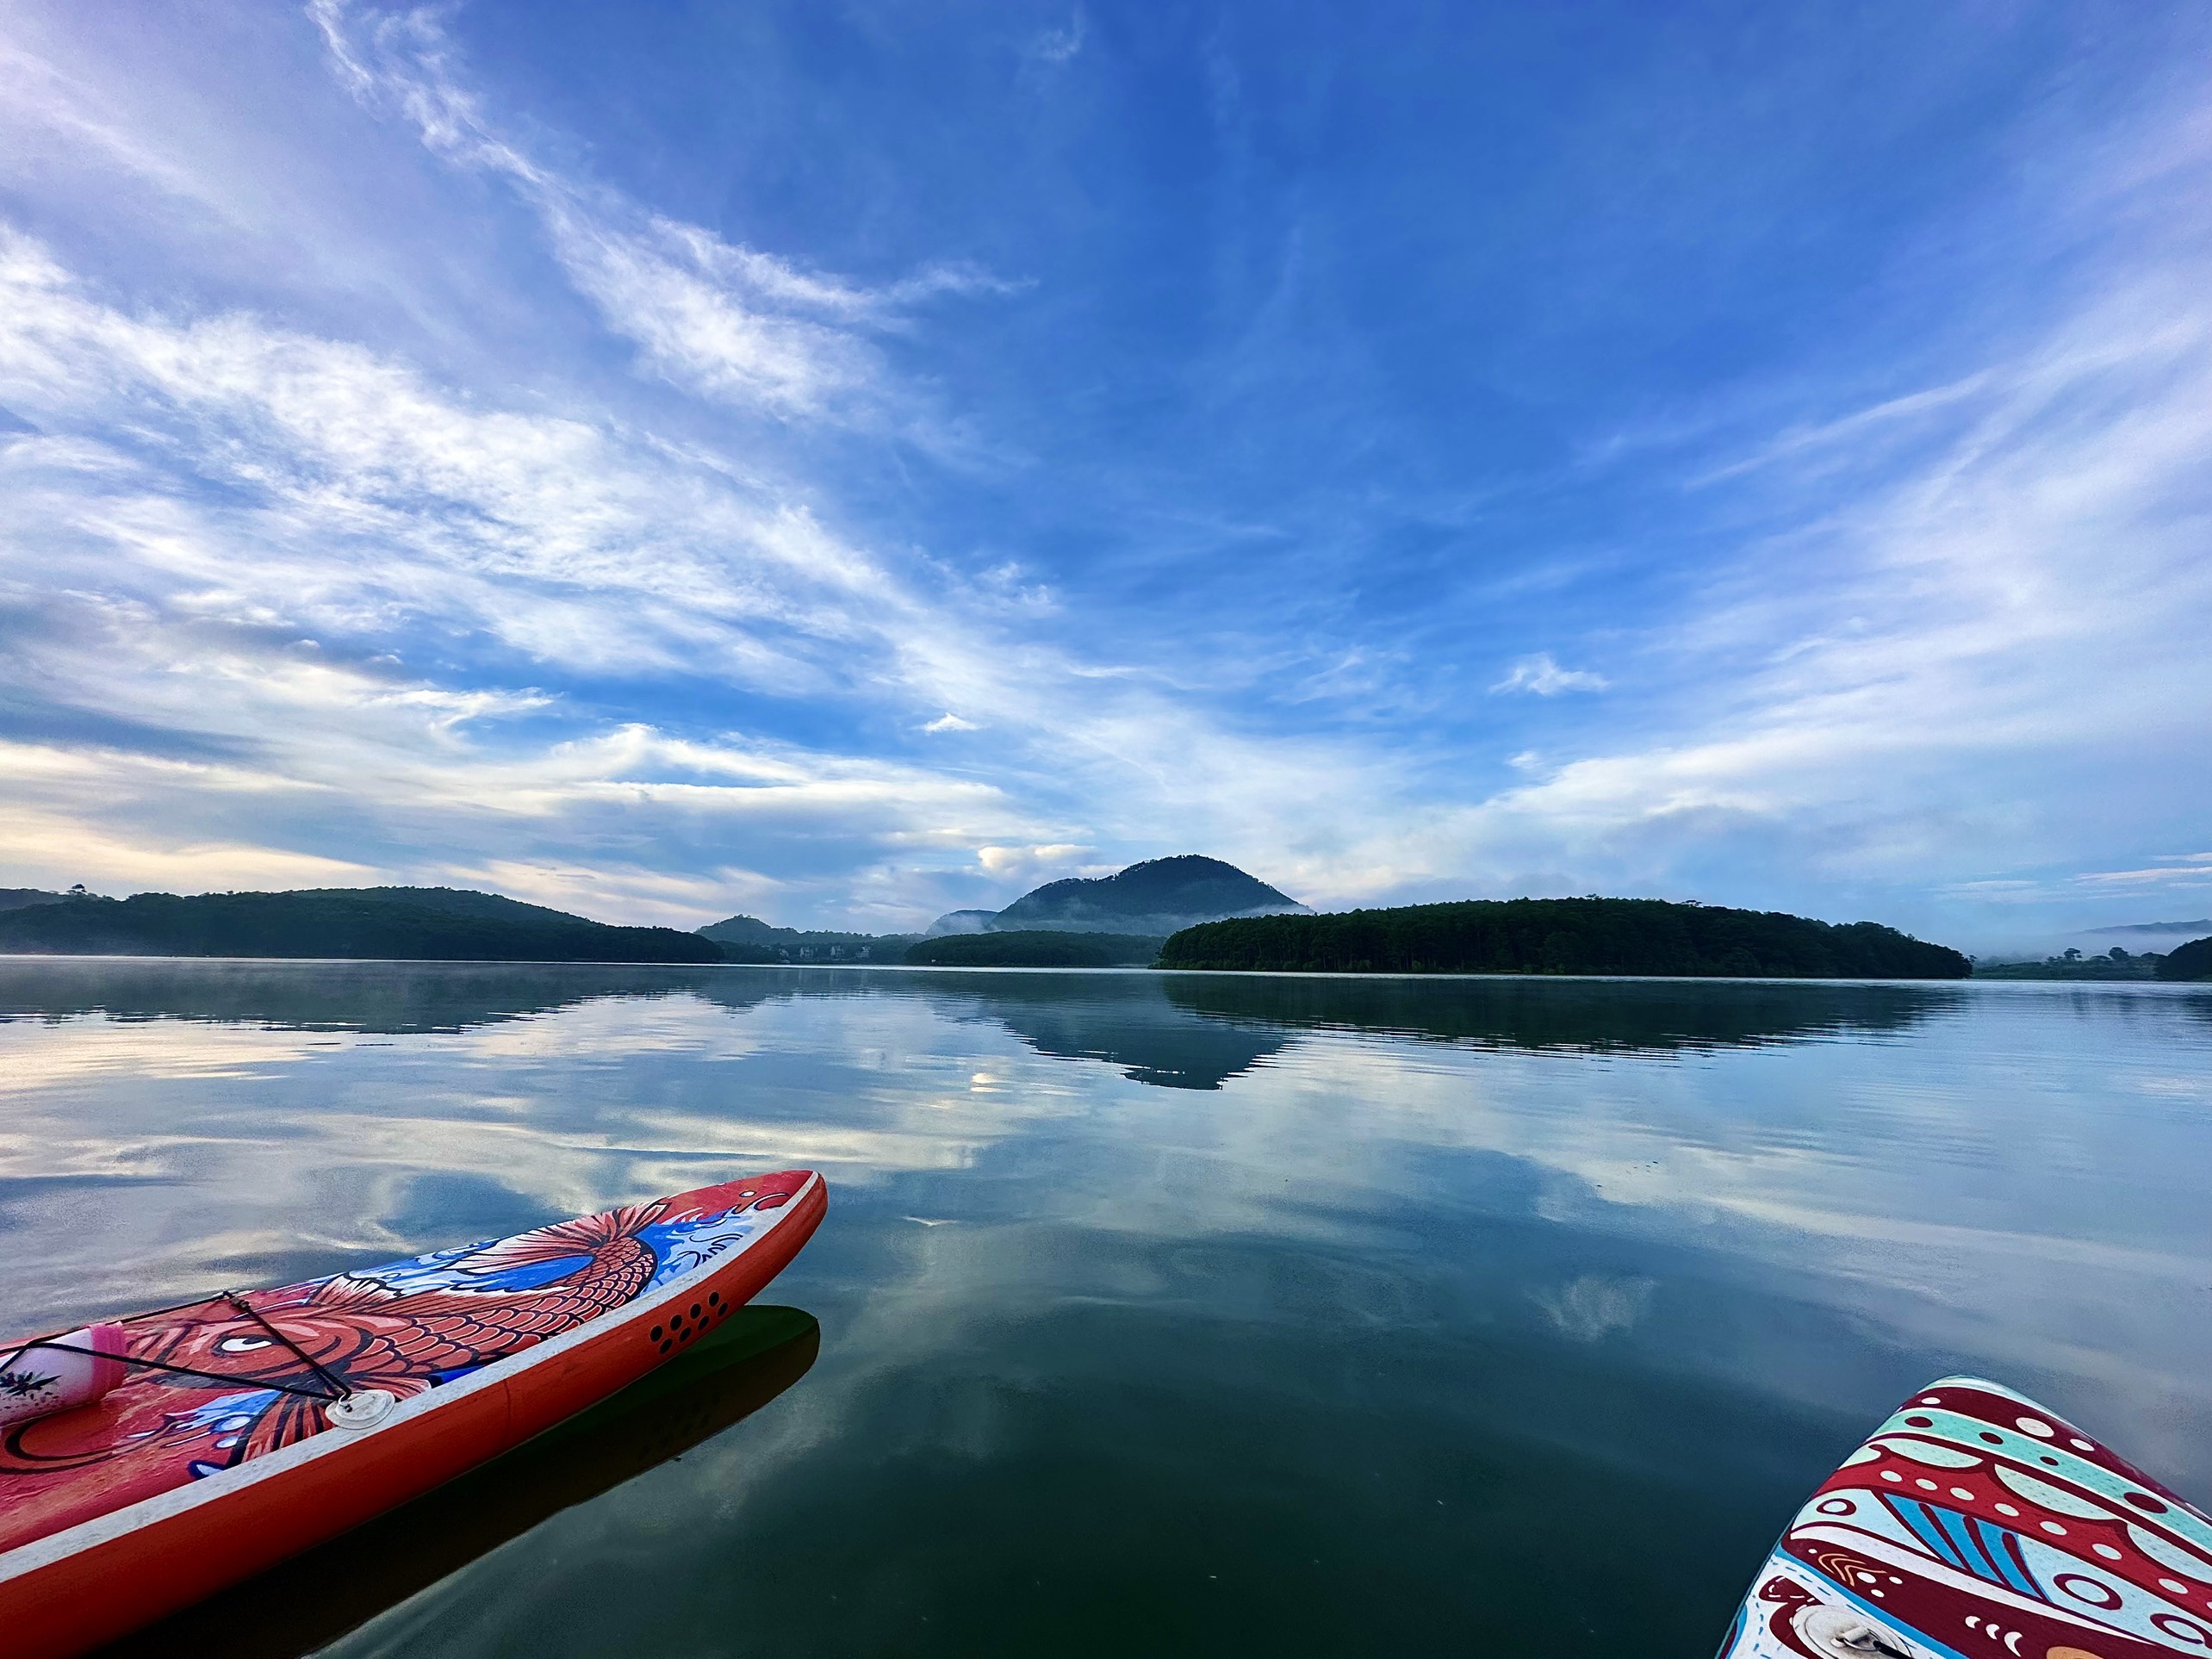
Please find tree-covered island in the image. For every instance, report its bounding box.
[1156,897,1971,979]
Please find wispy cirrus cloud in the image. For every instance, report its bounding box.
[0,224,894,675]
[310,0,1010,426]
[2075,854,2212,890]
[1491,654,1608,696]
[1449,262,2212,924]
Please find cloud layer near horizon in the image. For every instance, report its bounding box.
[0,1,2207,947]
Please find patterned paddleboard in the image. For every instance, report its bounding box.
[1718,1376,2212,1658]
[0,1169,825,1656]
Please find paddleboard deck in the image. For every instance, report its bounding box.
[0,1169,825,1657]
[1718,1375,2212,1658]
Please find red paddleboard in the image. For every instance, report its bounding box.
[0,1169,826,1658]
[1717,1375,2212,1657]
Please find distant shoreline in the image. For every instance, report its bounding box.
[10,881,2195,980]
[9,953,2172,985]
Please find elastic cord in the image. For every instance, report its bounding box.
[3,1337,343,1401]
[3,1290,355,1404]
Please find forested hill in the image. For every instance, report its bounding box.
[0,888,720,963]
[989,855,1308,934]
[2159,936,2212,981]
[695,914,914,963]
[1157,898,1971,979]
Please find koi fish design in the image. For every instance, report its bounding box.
[0,1172,803,1563]
[0,1168,822,1652]
[127,1202,668,1462]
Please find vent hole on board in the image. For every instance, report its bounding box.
[691,1304,702,1319]
[659,1339,672,1354]
[709,1292,721,1305]
[650,1326,663,1341]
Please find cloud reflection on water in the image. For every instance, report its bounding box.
[0,961,2208,1653]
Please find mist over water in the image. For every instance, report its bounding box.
[2,962,2207,1656]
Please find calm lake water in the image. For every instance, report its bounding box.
[3,960,2209,1657]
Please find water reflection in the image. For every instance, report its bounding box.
[0,962,1968,1090]
[1161,972,1960,1053]
[906,973,1293,1089]
[867,971,1963,1085]
[0,964,2206,1656]
[0,956,744,1034]
[98,1306,819,1659]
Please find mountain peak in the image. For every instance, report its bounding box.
[984,854,1308,935]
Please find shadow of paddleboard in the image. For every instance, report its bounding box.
[95,1303,821,1659]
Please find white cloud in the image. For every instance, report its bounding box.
[0,34,240,219]
[1490,653,1609,696]
[974,843,1097,885]
[0,769,375,892]
[2074,854,2212,890]
[308,0,1003,426]
[0,230,893,671]
[923,712,980,733]
[1027,12,1087,68]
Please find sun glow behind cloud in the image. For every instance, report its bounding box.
[0,1,2205,947]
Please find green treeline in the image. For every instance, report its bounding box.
[1973,951,2160,980]
[1157,898,1971,979]
[904,931,1164,968]
[1968,939,2210,979]
[0,890,721,963]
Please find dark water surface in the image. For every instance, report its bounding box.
[3,961,2208,1657]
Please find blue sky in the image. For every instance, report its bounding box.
[1,1,2208,948]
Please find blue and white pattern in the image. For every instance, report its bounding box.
[1718,1376,2212,1658]
[640,1211,768,1292]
